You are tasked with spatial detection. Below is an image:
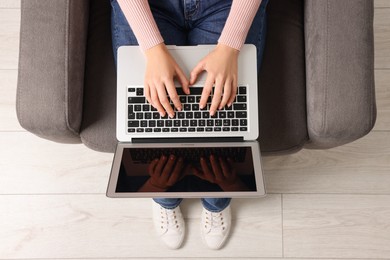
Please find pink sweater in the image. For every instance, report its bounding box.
[117,0,261,51]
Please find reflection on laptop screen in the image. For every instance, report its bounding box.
[116,147,257,193]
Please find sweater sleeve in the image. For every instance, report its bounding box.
[117,0,164,51]
[218,0,262,50]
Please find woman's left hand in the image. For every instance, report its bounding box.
[190,44,239,116]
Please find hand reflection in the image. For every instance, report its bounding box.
[192,155,249,191]
[139,154,185,192]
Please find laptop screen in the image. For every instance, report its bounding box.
[115,146,257,193]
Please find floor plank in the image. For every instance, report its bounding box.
[375,0,390,8]
[0,70,23,131]
[0,195,282,259]
[0,9,20,70]
[0,132,113,194]
[283,194,390,258]
[374,69,390,131]
[264,131,390,194]
[374,8,390,69]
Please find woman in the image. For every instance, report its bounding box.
[111,0,269,250]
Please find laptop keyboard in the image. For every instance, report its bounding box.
[130,147,247,164]
[127,85,248,134]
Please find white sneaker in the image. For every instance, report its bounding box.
[200,205,232,250]
[152,201,185,249]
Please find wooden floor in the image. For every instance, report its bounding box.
[1,1,390,259]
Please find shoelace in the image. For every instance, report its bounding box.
[160,207,180,230]
[204,211,226,232]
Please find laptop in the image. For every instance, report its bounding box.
[107,44,266,198]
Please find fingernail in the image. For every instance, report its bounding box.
[160,112,165,117]
[199,104,204,109]
[170,113,174,118]
[228,103,232,107]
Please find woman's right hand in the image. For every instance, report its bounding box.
[144,43,190,118]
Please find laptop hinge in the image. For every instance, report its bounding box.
[132,137,244,143]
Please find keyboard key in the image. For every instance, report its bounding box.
[136,113,143,119]
[128,96,145,103]
[194,112,202,118]
[190,87,203,95]
[190,120,197,127]
[206,127,213,132]
[223,119,230,126]
[184,104,191,111]
[157,120,164,127]
[189,128,196,132]
[136,128,144,133]
[228,111,235,118]
[163,128,170,132]
[232,127,239,131]
[233,103,247,110]
[176,88,186,96]
[196,96,201,103]
[136,88,144,96]
[223,127,230,131]
[128,121,139,127]
[143,105,150,111]
[128,88,135,93]
[128,105,133,113]
[128,128,136,133]
[237,95,247,102]
[178,112,185,119]
[180,96,186,103]
[145,128,153,132]
[188,96,195,103]
[149,120,156,127]
[161,113,169,119]
[240,127,248,131]
[239,86,247,94]
[186,112,193,119]
[165,120,173,127]
[197,127,205,132]
[182,120,189,127]
[202,111,210,118]
[214,127,221,132]
[219,111,226,118]
[199,120,206,127]
[153,112,160,119]
[192,104,199,110]
[145,112,152,119]
[180,128,187,132]
[240,119,247,126]
[128,113,135,120]
[141,120,147,127]
[215,120,222,126]
[232,119,239,126]
[134,105,142,111]
[171,128,178,132]
[207,120,214,126]
[236,111,247,118]
[154,128,161,132]
[174,120,181,127]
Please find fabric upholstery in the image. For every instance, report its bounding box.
[16,0,89,143]
[80,0,117,153]
[258,0,308,155]
[304,0,376,149]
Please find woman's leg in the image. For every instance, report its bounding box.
[201,198,231,212]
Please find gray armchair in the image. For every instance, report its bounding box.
[16,0,376,155]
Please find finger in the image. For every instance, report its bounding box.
[165,79,182,113]
[162,154,176,178]
[156,83,175,118]
[219,157,231,178]
[200,157,214,181]
[144,81,152,106]
[168,157,184,185]
[190,60,205,85]
[227,77,238,107]
[210,78,223,116]
[147,158,159,176]
[199,75,214,110]
[150,85,166,117]
[210,154,223,180]
[155,154,168,177]
[191,165,203,178]
[219,79,232,110]
[175,66,190,95]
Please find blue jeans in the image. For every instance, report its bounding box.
[110,0,269,212]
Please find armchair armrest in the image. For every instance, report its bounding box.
[16,0,89,143]
[304,0,376,149]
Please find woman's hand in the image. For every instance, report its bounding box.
[144,43,190,118]
[190,43,239,116]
